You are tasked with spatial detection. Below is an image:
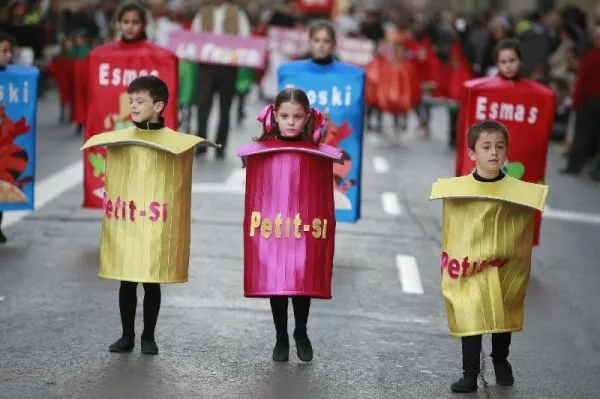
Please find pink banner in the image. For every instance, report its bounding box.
[167,30,268,68]
[267,27,374,67]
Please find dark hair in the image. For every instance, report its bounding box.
[255,88,319,144]
[127,75,169,112]
[467,120,509,150]
[117,2,147,26]
[493,38,522,62]
[0,32,16,49]
[308,20,337,44]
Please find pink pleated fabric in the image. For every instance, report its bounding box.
[237,140,342,299]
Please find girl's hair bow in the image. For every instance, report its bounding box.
[257,104,274,133]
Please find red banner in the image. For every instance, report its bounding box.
[83,40,178,208]
[237,141,341,298]
[456,77,555,244]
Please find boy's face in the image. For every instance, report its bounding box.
[129,91,164,123]
[468,131,507,176]
[0,41,13,68]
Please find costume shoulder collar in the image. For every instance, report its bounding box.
[81,127,218,155]
[429,175,548,211]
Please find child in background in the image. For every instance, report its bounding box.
[0,32,15,244]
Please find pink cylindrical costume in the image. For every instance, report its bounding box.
[236,140,342,298]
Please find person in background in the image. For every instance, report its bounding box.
[235,67,255,126]
[360,8,385,45]
[563,26,600,180]
[267,0,296,28]
[191,0,251,159]
[548,77,571,142]
[335,3,359,37]
[480,15,512,76]
[153,0,182,49]
[549,26,575,82]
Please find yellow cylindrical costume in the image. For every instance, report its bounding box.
[81,127,216,283]
[430,175,548,337]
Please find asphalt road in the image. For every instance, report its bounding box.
[1,90,599,399]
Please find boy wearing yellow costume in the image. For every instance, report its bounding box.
[81,76,216,354]
[430,121,548,393]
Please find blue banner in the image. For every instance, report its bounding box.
[0,65,39,211]
[278,60,365,223]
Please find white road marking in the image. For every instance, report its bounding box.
[381,192,402,215]
[0,296,5,302]
[543,206,600,225]
[3,161,84,228]
[372,156,390,173]
[396,255,424,294]
[192,169,245,194]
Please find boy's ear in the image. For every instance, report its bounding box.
[153,101,166,115]
[467,148,476,162]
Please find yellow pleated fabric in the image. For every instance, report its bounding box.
[430,175,548,336]
[81,127,216,283]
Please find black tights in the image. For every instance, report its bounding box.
[270,297,311,342]
[119,281,161,341]
[461,333,512,375]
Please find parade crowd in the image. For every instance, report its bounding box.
[0,0,599,396]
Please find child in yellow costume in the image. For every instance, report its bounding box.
[81,76,216,354]
[430,121,548,393]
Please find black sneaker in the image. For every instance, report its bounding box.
[141,339,159,355]
[109,337,134,353]
[450,375,478,393]
[0,229,6,244]
[494,361,514,386]
[293,332,313,362]
[272,340,289,362]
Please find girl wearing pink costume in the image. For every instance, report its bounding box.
[237,87,336,362]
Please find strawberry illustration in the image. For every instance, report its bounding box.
[0,104,32,188]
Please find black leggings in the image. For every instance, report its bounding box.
[461,333,512,375]
[270,297,311,342]
[118,281,161,341]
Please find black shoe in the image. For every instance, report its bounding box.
[0,229,6,244]
[141,339,158,355]
[109,337,134,353]
[293,332,313,362]
[215,148,225,159]
[196,146,207,156]
[494,361,514,386]
[272,340,289,362]
[451,374,478,393]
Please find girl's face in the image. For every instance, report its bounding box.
[310,29,334,59]
[497,49,520,79]
[0,41,13,68]
[120,11,144,41]
[274,101,309,138]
